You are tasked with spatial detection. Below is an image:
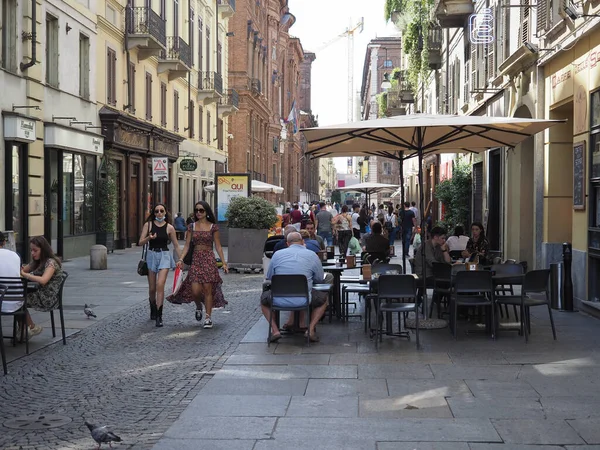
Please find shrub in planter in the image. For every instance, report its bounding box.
[225,196,278,267]
[96,158,118,252]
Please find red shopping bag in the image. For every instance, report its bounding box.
[171,267,185,296]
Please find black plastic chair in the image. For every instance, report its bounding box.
[268,275,311,347]
[375,275,419,350]
[496,269,555,342]
[361,251,390,265]
[451,271,495,340]
[364,263,403,332]
[431,262,452,318]
[264,235,285,259]
[49,272,69,345]
[491,263,523,321]
[0,277,29,354]
[0,284,8,375]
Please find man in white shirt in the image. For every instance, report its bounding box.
[351,204,361,239]
[0,231,21,279]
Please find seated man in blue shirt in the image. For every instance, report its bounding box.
[261,232,332,343]
[272,225,297,254]
[299,229,321,254]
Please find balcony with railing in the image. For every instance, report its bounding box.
[434,0,475,28]
[428,26,443,70]
[218,88,240,116]
[157,36,192,80]
[217,0,236,18]
[197,71,224,104]
[126,7,166,59]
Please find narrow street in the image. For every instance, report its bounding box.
[0,248,264,450]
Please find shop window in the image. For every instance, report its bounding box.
[62,153,96,236]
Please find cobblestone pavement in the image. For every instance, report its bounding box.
[0,267,264,450]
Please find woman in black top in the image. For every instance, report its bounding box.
[139,204,181,327]
[462,221,490,264]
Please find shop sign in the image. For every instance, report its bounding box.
[152,157,169,182]
[468,8,494,44]
[180,158,198,171]
[4,116,36,143]
[44,124,104,155]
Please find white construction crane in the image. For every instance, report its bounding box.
[315,17,364,123]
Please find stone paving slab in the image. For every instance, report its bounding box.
[447,397,545,419]
[567,419,600,444]
[468,445,564,450]
[357,363,435,379]
[212,364,357,380]
[359,395,453,418]
[378,444,470,450]
[272,418,502,442]
[202,378,309,396]
[386,379,472,398]
[153,438,256,450]
[464,380,541,399]
[254,437,376,450]
[491,419,586,445]
[330,352,453,365]
[522,376,600,396]
[541,397,600,419]
[286,396,359,417]
[305,378,389,397]
[430,364,523,381]
[163,416,276,440]
[275,342,358,354]
[189,394,290,417]
[224,354,330,365]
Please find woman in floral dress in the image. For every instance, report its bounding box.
[173,201,228,328]
[19,236,64,339]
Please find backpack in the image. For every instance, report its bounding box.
[301,210,310,227]
[384,214,394,232]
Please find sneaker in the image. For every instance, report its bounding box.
[27,325,43,340]
[203,316,213,329]
[195,308,203,322]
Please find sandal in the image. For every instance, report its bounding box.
[195,309,203,322]
[269,333,282,343]
[281,324,295,333]
[304,331,320,343]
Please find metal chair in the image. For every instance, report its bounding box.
[364,263,403,332]
[0,277,29,354]
[0,284,8,375]
[491,263,523,321]
[431,262,452,318]
[375,275,419,350]
[496,269,556,342]
[268,275,311,347]
[49,272,69,345]
[451,271,495,340]
[264,235,285,259]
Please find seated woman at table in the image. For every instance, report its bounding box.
[19,236,64,339]
[461,222,490,265]
[446,226,470,252]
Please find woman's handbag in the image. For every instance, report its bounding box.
[137,244,149,276]
[182,224,195,266]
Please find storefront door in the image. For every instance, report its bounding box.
[128,162,140,245]
[5,142,28,258]
[45,148,62,255]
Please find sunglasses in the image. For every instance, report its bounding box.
[154,209,165,213]
[195,208,206,213]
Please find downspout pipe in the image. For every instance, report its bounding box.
[20,0,37,72]
[124,3,133,111]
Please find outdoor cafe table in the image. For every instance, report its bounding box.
[323,263,363,320]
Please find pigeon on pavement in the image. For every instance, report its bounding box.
[84,304,97,319]
[85,421,122,449]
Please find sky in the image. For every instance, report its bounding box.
[289,0,399,173]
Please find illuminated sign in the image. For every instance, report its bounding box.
[468,8,494,44]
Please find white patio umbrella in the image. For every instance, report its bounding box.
[337,182,399,206]
[301,113,565,320]
[204,179,284,194]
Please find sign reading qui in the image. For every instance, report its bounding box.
[215,173,250,222]
[152,157,169,182]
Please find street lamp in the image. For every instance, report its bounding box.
[381,73,392,90]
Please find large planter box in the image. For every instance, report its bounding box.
[227,228,268,272]
[96,232,115,253]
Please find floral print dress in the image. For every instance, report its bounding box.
[27,259,63,312]
[168,223,227,308]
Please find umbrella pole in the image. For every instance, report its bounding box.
[399,153,406,274]
[417,148,428,319]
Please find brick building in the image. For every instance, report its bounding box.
[227,0,310,203]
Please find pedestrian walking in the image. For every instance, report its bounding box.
[333,205,353,256]
[173,201,228,329]
[138,204,181,327]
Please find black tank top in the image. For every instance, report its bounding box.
[148,222,169,250]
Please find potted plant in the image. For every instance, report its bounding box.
[225,196,278,271]
[96,157,118,252]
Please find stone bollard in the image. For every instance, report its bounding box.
[90,245,108,270]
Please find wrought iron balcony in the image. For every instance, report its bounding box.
[217,0,235,17]
[249,78,262,96]
[218,88,240,116]
[126,7,166,59]
[197,71,224,104]
[157,36,191,80]
[435,0,475,28]
[428,27,442,70]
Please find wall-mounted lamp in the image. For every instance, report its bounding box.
[70,121,93,126]
[52,115,77,121]
[66,23,72,34]
[564,4,600,19]
[226,31,234,37]
[381,73,392,90]
[12,104,40,111]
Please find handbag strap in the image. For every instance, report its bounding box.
[142,222,151,260]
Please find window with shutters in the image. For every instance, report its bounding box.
[160,82,167,126]
[519,0,531,46]
[551,0,568,26]
[128,62,136,113]
[469,41,477,94]
[79,34,90,99]
[486,39,495,83]
[145,72,152,120]
[46,14,59,88]
[189,6,194,66]
[160,0,166,18]
[207,111,211,143]
[217,118,223,149]
[198,18,203,72]
[107,48,117,106]
[537,0,549,35]
[173,0,179,38]
[217,40,222,74]
[198,106,203,141]
[206,26,211,72]
[174,90,179,131]
[189,101,194,138]
[1,0,17,72]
